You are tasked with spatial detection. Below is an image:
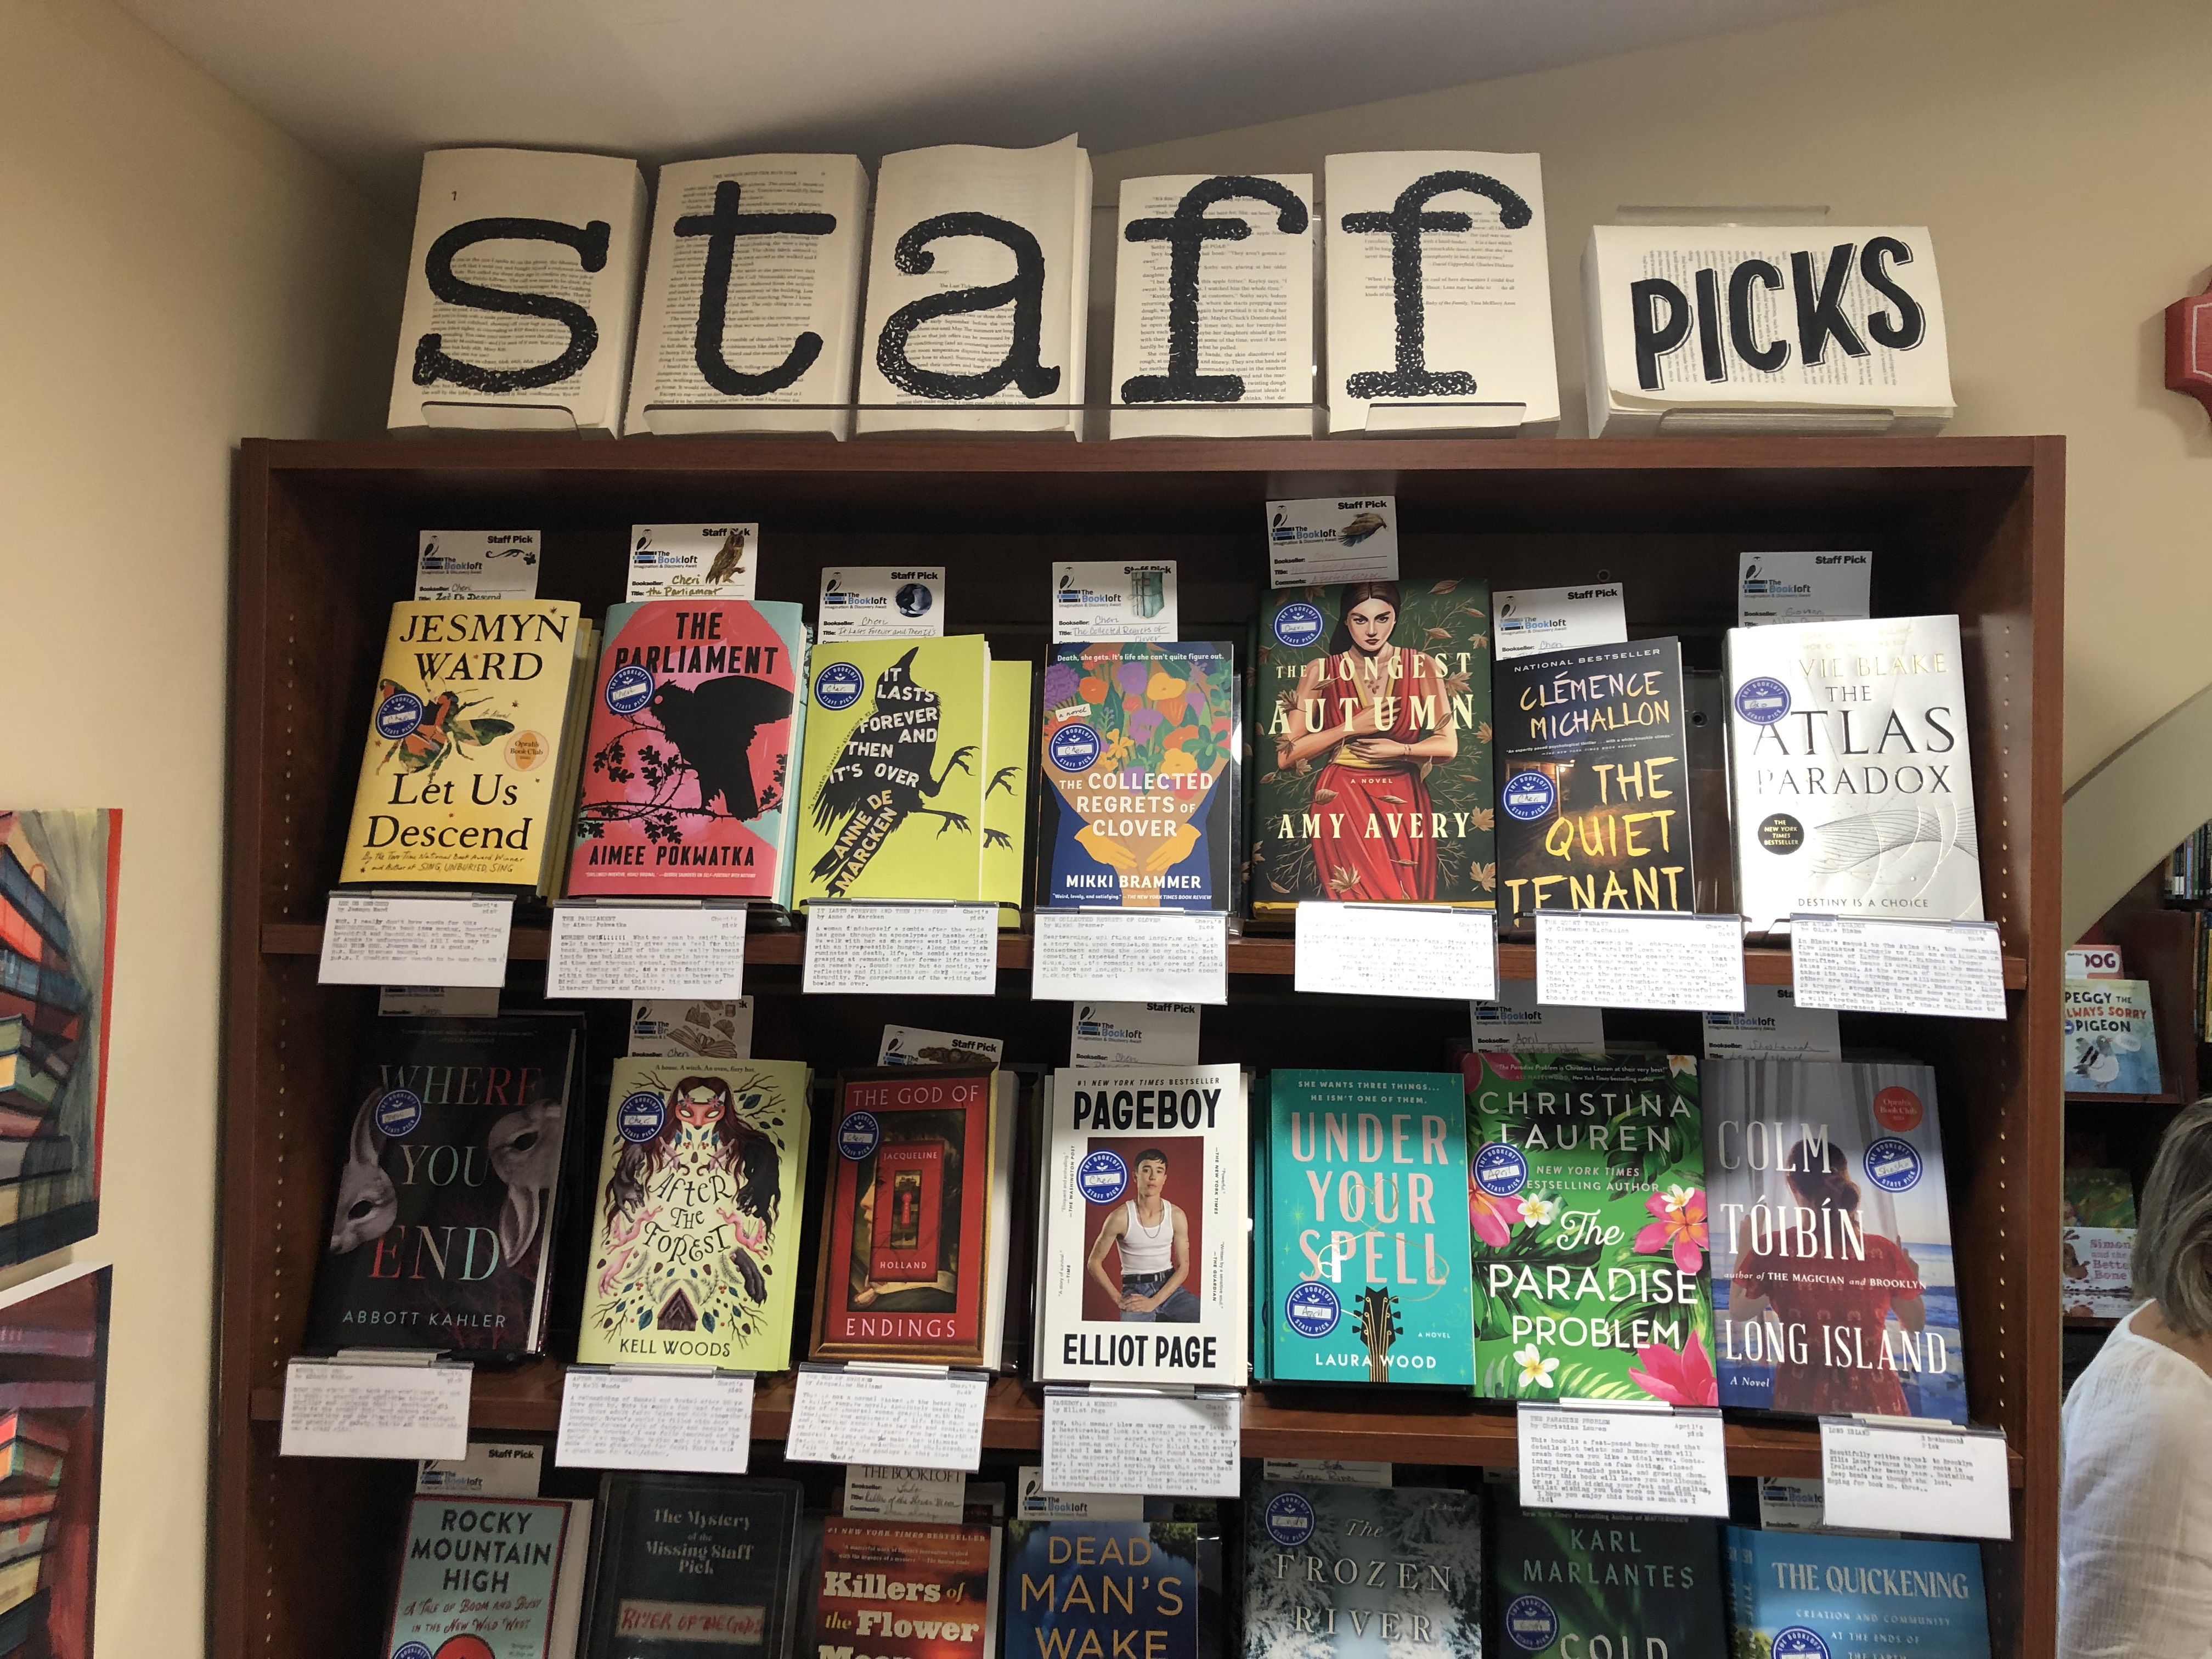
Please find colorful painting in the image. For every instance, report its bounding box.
[0,1262,110,1659]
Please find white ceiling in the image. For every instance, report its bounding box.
[122,0,1863,210]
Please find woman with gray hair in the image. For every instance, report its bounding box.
[2059,1098,2212,1655]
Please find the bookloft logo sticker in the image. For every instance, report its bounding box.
[394,1644,435,1659]
[375,689,425,740]
[1284,1281,1340,1340]
[616,1091,667,1144]
[1474,1142,1528,1198]
[604,663,655,716]
[1500,770,1556,822]
[1262,1491,1317,1547]
[1504,1596,1559,1652]
[1273,602,1324,648]
[1078,1149,1130,1204]
[814,662,865,712]
[1735,676,1792,725]
[1864,1136,1923,1193]
[1772,1630,1831,1659]
[374,1088,425,1138]
[1048,723,1103,774]
[838,1111,882,1161]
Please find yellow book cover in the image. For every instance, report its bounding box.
[578,1058,812,1369]
[338,600,586,888]
[983,660,1033,924]
[793,637,991,902]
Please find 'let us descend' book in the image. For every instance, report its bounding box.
[1705,1058,1966,1422]
[584,1473,804,1659]
[578,1059,812,1370]
[1496,637,1694,930]
[1243,1481,1481,1658]
[1260,1073,1474,1387]
[1035,1066,1246,1387]
[1488,1496,1724,1659]
[569,600,808,906]
[1724,1526,1990,1659]
[1037,643,1240,911]
[386,1494,591,1659]
[1464,1051,1714,1404]
[1250,582,1496,921]
[1006,1504,1221,1659]
[307,1017,579,1357]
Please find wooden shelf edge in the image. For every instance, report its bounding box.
[2064,1091,2182,1105]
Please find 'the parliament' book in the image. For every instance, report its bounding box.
[1006,1506,1221,1659]
[584,1474,805,1659]
[578,1058,812,1370]
[386,1494,590,1659]
[1489,1496,1724,1658]
[1463,1051,1714,1403]
[1724,1526,1990,1659]
[1244,1481,1480,1658]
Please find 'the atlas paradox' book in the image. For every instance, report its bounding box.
[1244,1481,1481,1657]
[1705,1058,1966,1421]
[584,1473,804,1659]
[1463,1051,1714,1403]
[386,1494,590,1659]
[578,1058,813,1370]
[307,1017,579,1357]
[1250,582,1496,919]
[1488,1496,1724,1658]
[1259,1072,1474,1387]
[1006,1506,1221,1659]
[1724,1526,1990,1659]
[1496,636,1694,929]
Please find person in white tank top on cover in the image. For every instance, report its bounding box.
[1085,1148,1201,1322]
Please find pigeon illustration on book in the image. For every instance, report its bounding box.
[807,648,975,895]
[646,674,793,822]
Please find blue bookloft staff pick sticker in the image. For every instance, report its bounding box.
[1474,1142,1528,1198]
[1504,1596,1559,1653]
[838,1111,882,1161]
[1772,1629,1831,1659]
[1500,770,1556,822]
[605,663,655,716]
[1863,1136,1923,1193]
[375,690,424,740]
[1273,602,1324,649]
[1077,1150,1129,1204]
[1284,1281,1340,1339]
[616,1091,666,1144]
[1263,1492,1317,1547]
[1735,676,1792,725]
[814,662,865,712]
[374,1089,424,1138]
[1048,723,1103,774]
[393,1644,435,1659]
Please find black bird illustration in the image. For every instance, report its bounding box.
[808,647,975,894]
[646,674,794,821]
[1340,511,1388,545]
[705,528,749,588]
[984,764,1019,851]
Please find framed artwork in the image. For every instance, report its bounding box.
[0,1261,109,1658]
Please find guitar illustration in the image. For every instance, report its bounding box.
[1354,1286,1402,1382]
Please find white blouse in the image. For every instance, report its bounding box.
[2059,1303,2212,1657]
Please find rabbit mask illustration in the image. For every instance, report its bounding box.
[488,1100,563,1263]
[329,1090,399,1253]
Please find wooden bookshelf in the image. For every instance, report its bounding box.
[214,434,2064,1659]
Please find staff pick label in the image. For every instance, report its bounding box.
[1772,1630,1831,1659]
[838,1111,882,1160]
[616,1091,666,1143]
[1272,602,1325,648]
[375,690,424,740]
[1504,1597,1559,1652]
[374,1088,425,1138]
[1863,1136,1923,1193]
[1284,1282,1340,1339]
[1501,771,1556,822]
[605,663,655,716]
[1048,723,1103,773]
[814,662,865,711]
[1077,1149,1129,1204]
[1263,1491,1317,1547]
[1735,676,1792,725]
[1474,1142,1528,1197]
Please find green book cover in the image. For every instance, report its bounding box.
[1263,1071,1474,1386]
[1464,1051,1713,1403]
[1489,1495,1724,1658]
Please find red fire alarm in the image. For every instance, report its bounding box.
[2166,279,2212,421]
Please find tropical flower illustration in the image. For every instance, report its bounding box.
[1515,1344,1560,1391]
[1627,1330,1718,1406]
[1635,1184,1708,1273]
[1517,1194,1558,1228]
[1469,1184,1523,1249]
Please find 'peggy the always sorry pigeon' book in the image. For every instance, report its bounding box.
[568,599,808,906]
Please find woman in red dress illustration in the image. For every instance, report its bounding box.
[1281,583,1457,901]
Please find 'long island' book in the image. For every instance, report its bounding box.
[1006,1504,1221,1659]
[386,1494,590,1659]
[584,1473,804,1659]
[1705,1058,1966,1421]
[1724,614,1982,937]
[1724,1526,1990,1659]
[1489,1496,1724,1658]
[1244,1481,1481,1658]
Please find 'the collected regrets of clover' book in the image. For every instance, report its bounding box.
[340,600,594,894]
[1488,1497,1725,1659]
[1256,1072,1474,1387]
[812,1517,1000,1659]
[1250,581,1496,920]
[1497,637,1695,929]
[1244,1481,1482,1659]
[578,1058,812,1371]
[1037,642,1242,912]
[1705,1058,1966,1422]
[385,1495,591,1659]
[569,600,808,906]
[584,1473,805,1659]
[1724,1526,1991,1659]
[1725,614,1983,936]
[1035,1064,1246,1387]
[1463,1051,1714,1404]
[307,1017,579,1357]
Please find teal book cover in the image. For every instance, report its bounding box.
[1245,1481,1481,1658]
[1724,1526,1990,1659]
[1265,1072,1474,1386]
[1489,1496,1723,1658]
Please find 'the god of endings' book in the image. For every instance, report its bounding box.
[386,1494,590,1659]
[584,1473,805,1659]
[1488,1496,1724,1659]
[1243,1481,1481,1658]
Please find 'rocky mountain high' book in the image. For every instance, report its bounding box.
[1724,1525,1990,1659]
[584,1473,805,1659]
[385,1494,590,1659]
[1243,1481,1481,1658]
[1488,1494,1724,1658]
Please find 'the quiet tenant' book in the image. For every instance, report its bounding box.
[584,1474,805,1659]
[1244,1481,1481,1658]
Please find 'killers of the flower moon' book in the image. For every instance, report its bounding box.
[811,1517,1000,1659]
[1705,1059,1966,1422]
[307,1017,579,1357]
[579,1059,812,1370]
[1488,1496,1724,1659]
[1006,1507,1222,1659]
[1035,1065,1247,1387]
[1037,643,1242,911]
[569,600,808,905]
[1496,637,1694,929]
[2063,979,2161,1094]
[584,1473,804,1659]
[1250,581,1496,920]
[1725,614,1983,937]
[810,1066,1013,1367]
[1463,1051,1714,1404]
[340,601,592,894]
[793,637,992,904]
[1724,1527,1990,1659]
[386,1495,590,1659]
[1244,1482,1480,1658]
[1259,1073,1475,1387]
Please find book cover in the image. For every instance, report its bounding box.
[2062,1166,2135,1228]
[339,601,589,890]
[811,1067,998,1365]
[1244,1481,1480,1658]
[585,1474,804,1659]
[793,639,991,904]
[984,662,1034,924]
[1724,616,1983,936]
[579,1058,812,1370]
[1496,637,1695,929]
[569,600,806,904]
[1037,642,1240,911]
[2062,979,2160,1093]
[385,1494,576,1659]
[1723,1526,1989,1659]
[0,1263,106,1658]
[1261,1072,1475,1387]
[871,1139,948,1282]
[1035,1065,1247,1387]
[1250,583,1495,918]
[1705,1059,1965,1422]
[811,1517,997,1659]
[307,1018,579,1357]
[1006,1510,1220,1659]
[1489,1497,1723,1658]
[2063,1226,2135,1319]
[1463,1052,1714,1404]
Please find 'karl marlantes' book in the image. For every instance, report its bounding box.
[1037,642,1241,912]
[1006,1506,1221,1659]
[584,1473,805,1659]
[1496,636,1694,929]
[568,600,808,907]
[1705,1058,1966,1423]
[1250,581,1496,921]
[1725,614,1983,938]
[1244,1481,1480,1659]
[578,1058,812,1370]
[1724,1526,1990,1659]
[306,1017,579,1357]
[1259,1072,1474,1387]
[1034,1065,1247,1388]
[1463,1051,1714,1404]
[340,600,593,894]
[1488,1496,1724,1658]
[811,1517,1000,1659]
[386,1494,591,1659]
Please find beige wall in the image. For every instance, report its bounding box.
[1099,0,2212,793]
[0,0,402,1652]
